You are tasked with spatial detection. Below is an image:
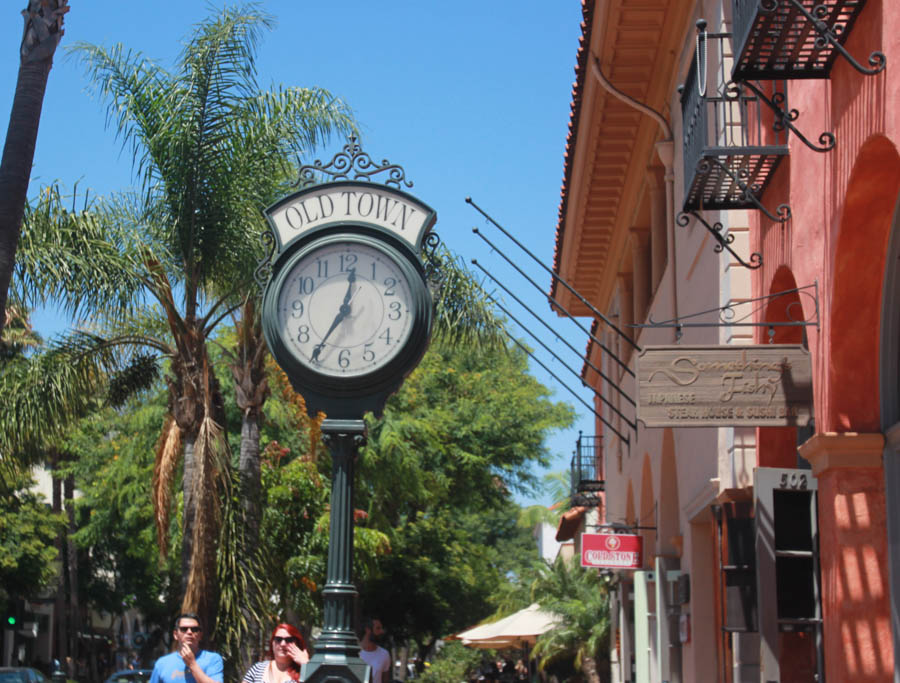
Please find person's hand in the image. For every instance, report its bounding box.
[286,642,309,666]
[179,643,196,668]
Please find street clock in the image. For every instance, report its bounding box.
[259,139,437,419]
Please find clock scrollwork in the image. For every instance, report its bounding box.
[296,135,413,190]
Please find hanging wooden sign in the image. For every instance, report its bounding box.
[637,344,813,428]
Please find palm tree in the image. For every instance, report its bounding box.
[15,3,355,630]
[0,1,69,336]
[531,557,612,683]
[517,470,571,530]
[0,301,131,472]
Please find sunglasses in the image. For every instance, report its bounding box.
[178,626,202,633]
[272,637,297,645]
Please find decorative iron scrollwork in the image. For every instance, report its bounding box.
[421,231,441,265]
[738,80,836,153]
[421,231,443,293]
[677,210,763,269]
[642,282,820,332]
[254,228,277,291]
[295,135,413,189]
[761,0,886,76]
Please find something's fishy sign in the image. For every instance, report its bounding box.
[582,533,643,569]
[637,345,813,428]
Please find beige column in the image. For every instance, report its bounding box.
[630,228,651,325]
[648,166,667,294]
[617,273,634,366]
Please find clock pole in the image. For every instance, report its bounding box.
[301,419,370,683]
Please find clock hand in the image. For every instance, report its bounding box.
[342,268,356,305]
[311,269,356,362]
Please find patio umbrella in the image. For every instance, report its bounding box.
[458,603,560,648]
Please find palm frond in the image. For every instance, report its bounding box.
[16,186,149,322]
[214,465,273,677]
[531,558,612,677]
[0,330,125,460]
[182,415,229,614]
[152,414,182,558]
[86,304,175,356]
[67,41,173,186]
[427,247,506,350]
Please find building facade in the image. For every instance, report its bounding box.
[553,0,900,681]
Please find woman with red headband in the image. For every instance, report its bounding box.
[242,623,310,683]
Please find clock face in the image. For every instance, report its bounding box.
[275,240,416,378]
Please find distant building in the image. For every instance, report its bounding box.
[534,522,562,563]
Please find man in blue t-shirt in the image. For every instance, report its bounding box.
[150,614,223,683]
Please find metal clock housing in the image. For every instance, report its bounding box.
[262,230,432,413]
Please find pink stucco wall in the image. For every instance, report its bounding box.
[751,0,900,678]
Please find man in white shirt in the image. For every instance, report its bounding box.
[358,617,391,683]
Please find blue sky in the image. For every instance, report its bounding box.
[0,1,593,506]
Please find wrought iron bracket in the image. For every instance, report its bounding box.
[677,210,763,269]
[295,135,414,189]
[767,0,886,76]
[633,281,820,341]
[736,79,835,152]
[254,227,277,292]
[705,157,791,223]
[421,230,443,293]
[587,522,658,531]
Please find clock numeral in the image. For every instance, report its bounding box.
[297,325,310,344]
[317,259,328,278]
[388,301,402,320]
[371,261,377,280]
[379,328,392,345]
[384,277,397,296]
[340,254,358,272]
[291,300,304,318]
[338,349,351,368]
[299,277,314,295]
[363,343,375,362]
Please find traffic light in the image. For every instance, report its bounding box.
[4,598,23,629]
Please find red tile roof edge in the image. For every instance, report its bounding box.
[551,0,595,300]
[555,505,588,542]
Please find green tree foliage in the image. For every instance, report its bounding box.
[245,364,391,631]
[64,387,182,637]
[416,641,484,683]
[355,337,574,653]
[259,443,329,623]
[531,558,612,683]
[361,339,573,521]
[0,468,64,611]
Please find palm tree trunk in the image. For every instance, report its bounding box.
[182,433,197,588]
[238,413,261,557]
[171,331,226,635]
[232,302,269,668]
[237,412,261,670]
[581,655,601,683]
[65,474,80,657]
[0,1,68,334]
[51,453,68,662]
